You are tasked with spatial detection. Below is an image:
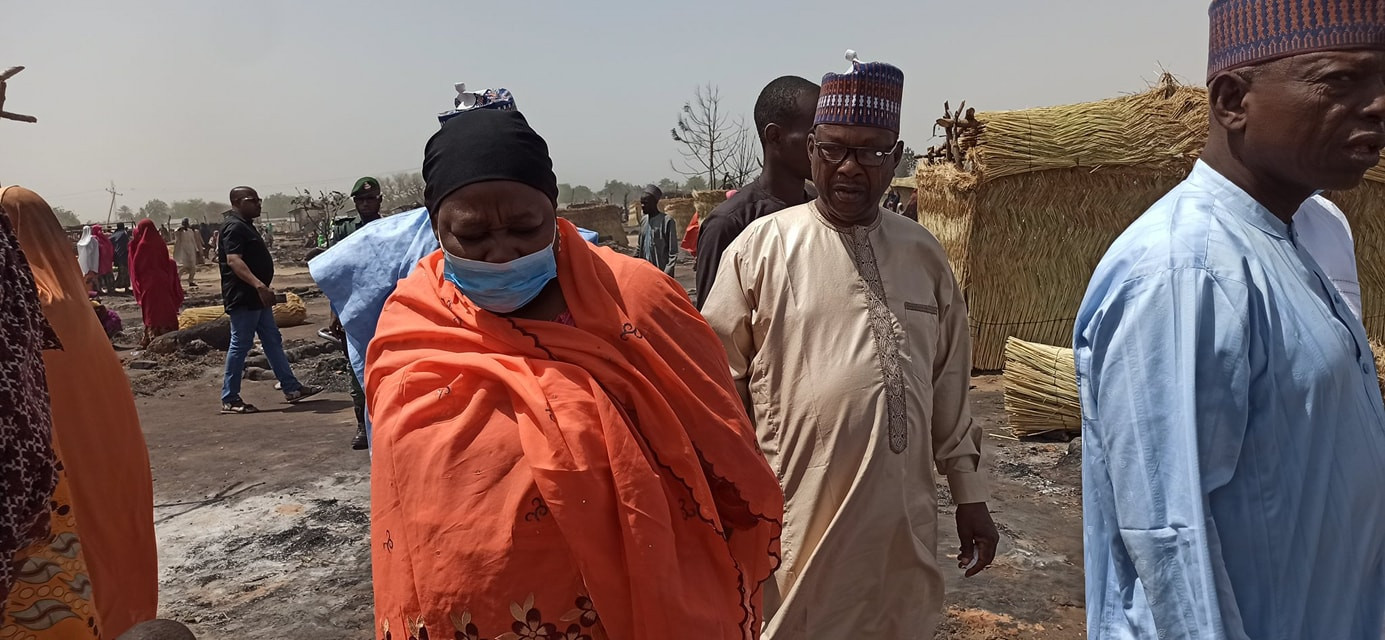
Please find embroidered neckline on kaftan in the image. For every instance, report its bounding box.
[812,202,909,454]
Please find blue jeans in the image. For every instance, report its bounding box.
[222,307,302,404]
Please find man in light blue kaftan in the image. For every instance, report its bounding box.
[1075,160,1385,639]
[1075,1,1385,638]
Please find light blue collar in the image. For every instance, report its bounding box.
[1187,160,1292,240]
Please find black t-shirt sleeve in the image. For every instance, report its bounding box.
[694,211,740,310]
[220,222,251,257]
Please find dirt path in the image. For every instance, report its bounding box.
[127,286,374,639]
[128,264,1084,639]
[936,377,1085,639]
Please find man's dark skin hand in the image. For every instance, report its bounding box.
[255,286,276,309]
[956,502,1000,577]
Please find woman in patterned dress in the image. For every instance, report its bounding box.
[0,203,100,640]
[1,186,158,638]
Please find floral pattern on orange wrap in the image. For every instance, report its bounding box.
[381,594,604,640]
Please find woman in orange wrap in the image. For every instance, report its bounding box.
[0,186,159,638]
[367,105,782,640]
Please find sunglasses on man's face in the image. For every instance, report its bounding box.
[354,195,382,202]
[813,141,894,167]
[238,197,262,204]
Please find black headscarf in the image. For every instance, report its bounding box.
[423,109,560,213]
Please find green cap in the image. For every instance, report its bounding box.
[351,176,381,198]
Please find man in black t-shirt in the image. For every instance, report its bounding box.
[217,186,321,413]
[695,76,821,309]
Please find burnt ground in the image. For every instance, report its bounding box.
[112,259,1085,640]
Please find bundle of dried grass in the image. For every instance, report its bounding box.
[916,77,1385,370]
[1005,338,1385,438]
[1002,338,1079,437]
[178,292,307,331]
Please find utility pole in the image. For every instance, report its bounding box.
[105,181,122,224]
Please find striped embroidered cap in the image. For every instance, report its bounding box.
[814,50,905,134]
[1208,0,1385,81]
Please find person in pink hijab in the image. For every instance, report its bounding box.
[91,224,115,293]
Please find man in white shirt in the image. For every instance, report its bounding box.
[1296,197,1363,319]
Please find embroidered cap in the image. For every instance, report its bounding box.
[814,50,904,134]
[1208,0,1385,81]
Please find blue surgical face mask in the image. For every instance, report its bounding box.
[441,233,558,314]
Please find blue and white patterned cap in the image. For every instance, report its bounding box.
[814,50,904,134]
[437,83,517,125]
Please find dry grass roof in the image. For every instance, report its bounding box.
[945,79,1384,186]
[957,84,1206,186]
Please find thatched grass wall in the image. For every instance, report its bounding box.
[560,204,627,247]
[919,82,1385,370]
[923,168,1190,369]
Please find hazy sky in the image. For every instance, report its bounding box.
[2,1,1209,220]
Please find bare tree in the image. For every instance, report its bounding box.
[293,189,348,242]
[671,84,738,189]
[724,119,762,189]
[381,172,426,212]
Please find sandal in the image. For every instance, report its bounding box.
[220,401,259,414]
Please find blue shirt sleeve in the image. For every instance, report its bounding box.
[1078,267,1253,638]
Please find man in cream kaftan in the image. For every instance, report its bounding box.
[701,201,988,637]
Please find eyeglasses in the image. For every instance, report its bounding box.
[237,197,262,204]
[354,195,382,202]
[813,141,894,167]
